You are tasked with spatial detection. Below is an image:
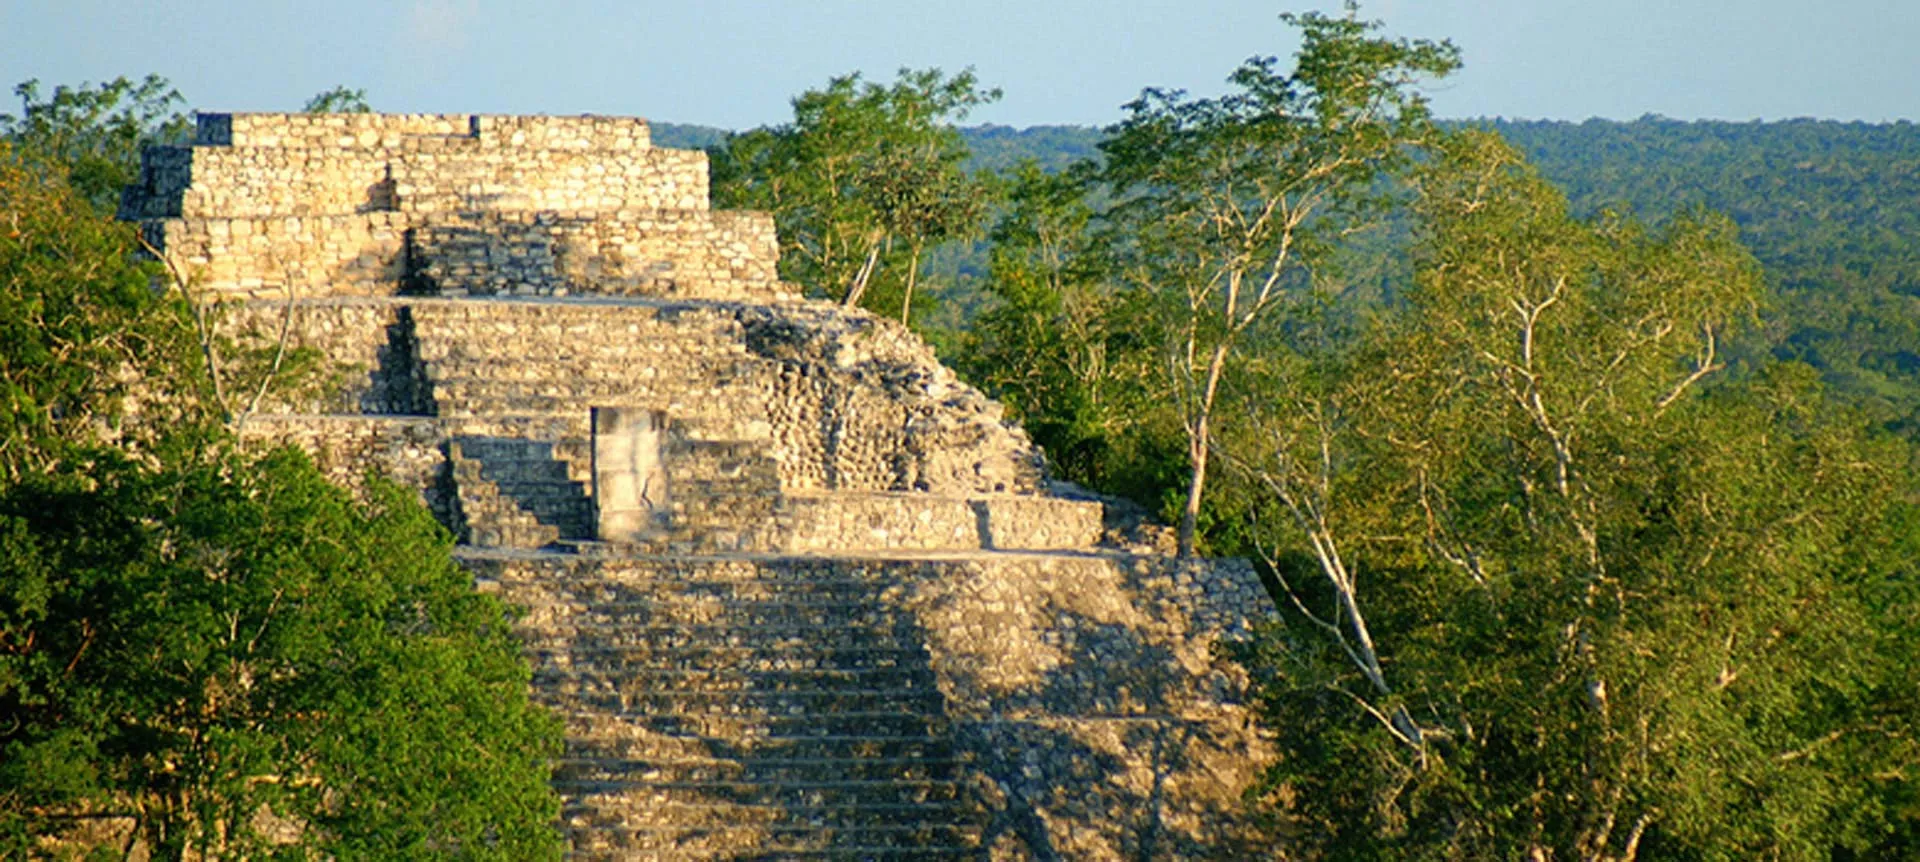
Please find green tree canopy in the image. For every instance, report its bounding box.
[1228,130,1920,861]
[302,86,371,114]
[1096,7,1460,555]
[1,75,189,214]
[711,67,999,324]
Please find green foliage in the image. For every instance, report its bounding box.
[1228,131,1920,861]
[0,452,563,860]
[954,162,1180,502]
[1489,117,1920,441]
[0,145,206,481]
[649,121,731,151]
[302,86,371,114]
[1096,6,1460,554]
[710,68,999,324]
[961,125,1104,175]
[1,75,189,214]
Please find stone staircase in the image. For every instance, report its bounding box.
[449,437,594,548]
[492,558,986,860]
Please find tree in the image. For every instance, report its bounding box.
[1,75,189,214]
[1,455,564,860]
[0,142,205,483]
[0,133,563,860]
[303,86,371,114]
[960,161,1180,500]
[1097,7,1460,556]
[711,68,999,324]
[1228,130,1920,860]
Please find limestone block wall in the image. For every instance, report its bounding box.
[775,493,1104,554]
[742,305,1044,495]
[412,208,787,302]
[222,300,431,415]
[141,213,409,298]
[198,112,652,151]
[122,112,768,303]
[122,141,707,221]
[239,415,455,524]
[921,554,1273,860]
[142,207,782,303]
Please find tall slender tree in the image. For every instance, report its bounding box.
[711,68,998,323]
[1097,7,1459,555]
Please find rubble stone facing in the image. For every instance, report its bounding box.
[124,112,1276,860]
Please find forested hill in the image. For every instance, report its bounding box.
[656,121,1105,173]
[1487,118,1920,429]
[657,117,1920,430]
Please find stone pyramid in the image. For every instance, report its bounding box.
[122,112,1274,860]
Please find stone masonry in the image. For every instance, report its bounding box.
[123,112,1276,860]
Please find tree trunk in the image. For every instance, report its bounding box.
[843,238,883,308]
[1178,342,1232,557]
[900,245,921,325]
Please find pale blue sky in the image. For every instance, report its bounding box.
[3,1,1914,129]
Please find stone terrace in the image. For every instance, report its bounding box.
[124,112,1275,860]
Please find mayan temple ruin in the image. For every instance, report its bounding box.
[119,112,1276,860]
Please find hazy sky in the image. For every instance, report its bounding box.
[3,1,1914,130]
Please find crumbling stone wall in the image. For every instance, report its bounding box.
[232,296,1046,500]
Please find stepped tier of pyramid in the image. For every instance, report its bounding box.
[123,112,1275,860]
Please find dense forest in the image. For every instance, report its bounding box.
[5,7,1919,858]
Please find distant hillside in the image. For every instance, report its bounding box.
[652,121,1105,173]
[650,122,730,151]
[1486,118,1920,429]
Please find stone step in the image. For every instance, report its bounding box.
[555,754,960,784]
[510,601,919,630]
[469,455,577,482]
[515,605,923,632]
[450,438,595,543]
[449,434,585,459]
[435,392,703,417]
[565,823,982,859]
[573,848,981,862]
[420,345,750,371]
[527,644,931,672]
[556,777,962,807]
[562,796,979,831]
[487,559,934,584]
[460,492,589,538]
[468,523,559,549]
[499,575,926,598]
[538,674,941,704]
[483,489,593,518]
[466,485,591,512]
[518,622,923,649]
[411,320,744,351]
[560,727,954,763]
[560,706,941,738]
[429,375,745,399]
